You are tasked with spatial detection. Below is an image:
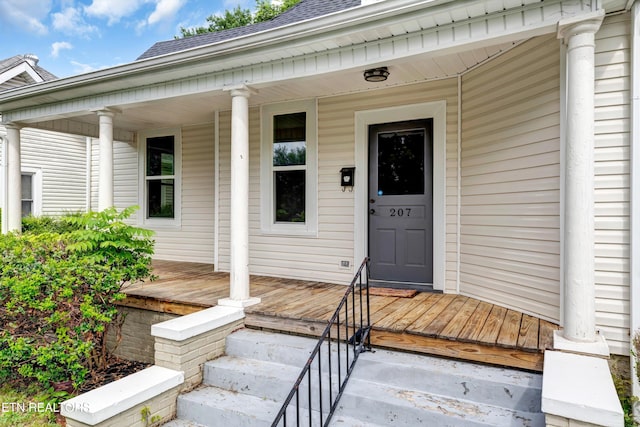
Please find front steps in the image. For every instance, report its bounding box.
[164,328,544,427]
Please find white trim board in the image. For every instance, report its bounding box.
[354,101,446,291]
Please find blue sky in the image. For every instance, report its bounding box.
[0,0,253,78]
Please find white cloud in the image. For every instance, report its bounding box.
[51,41,73,58]
[70,60,98,74]
[52,7,99,37]
[147,0,186,25]
[0,0,51,35]
[84,0,145,25]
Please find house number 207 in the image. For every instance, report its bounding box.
[390,208,411,217]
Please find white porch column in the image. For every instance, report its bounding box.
[96,109,115,211]
[218,86,260,308]
[557,11,604,345]
[5,123,22,233]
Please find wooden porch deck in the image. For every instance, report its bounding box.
[122,260,559,371]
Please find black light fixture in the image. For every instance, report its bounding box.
[363,67,389,82]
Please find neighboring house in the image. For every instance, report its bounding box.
[0,54,89,230]
[0,0,637,419]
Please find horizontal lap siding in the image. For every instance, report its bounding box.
[218,79,458,287]
[90,139,138,220]
[594,14,631,355]
[17,128,87,215]
[153,123,215,263]
[459,35,561,322]
[94,124,215,263]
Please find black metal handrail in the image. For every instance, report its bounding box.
[271,257,371,427]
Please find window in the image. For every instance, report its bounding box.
[19,168,41,218]
[21,173,33,217]
[139,129,181,225]
[261,100,317,235]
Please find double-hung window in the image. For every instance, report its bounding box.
[140,129,181,225]
[261,100,317,235]
[20,168,41,217]
[21,173,34,217]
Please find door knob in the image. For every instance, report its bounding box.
[370,199,376,203]
[369,209,375,215]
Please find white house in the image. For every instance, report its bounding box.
[0,0,637,423]
[0,54,89,229]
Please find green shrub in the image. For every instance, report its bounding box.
[0,207,154,389]
[21,214,82,234]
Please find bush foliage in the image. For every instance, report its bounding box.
[0,207,154,389]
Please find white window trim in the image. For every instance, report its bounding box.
[260,99,318,236]
[138,127,182,228]
[21,167,42,217]
[354,101,446,291]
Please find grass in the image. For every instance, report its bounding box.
[0,384,62,427]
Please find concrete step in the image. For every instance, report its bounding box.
[352,347,542,412]
[224,328,329,366]
[169,329,544,427]
[162,420,207,427]
[202,355,301,401]
[334,375,544,427]
[176,385,279,427]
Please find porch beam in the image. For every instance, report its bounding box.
[1,1,593,126]
[96,109,116,211]
[218,86,260,308]
[557,11,604,345]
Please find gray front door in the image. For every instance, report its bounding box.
[368,119,433,286]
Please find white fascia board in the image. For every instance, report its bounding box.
[0,62,44,87]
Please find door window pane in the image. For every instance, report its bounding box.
[147,179,174,218]
[147,136,175,176]
[275,170,305,222]
[377,129,425,196]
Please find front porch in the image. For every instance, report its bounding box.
[122,260,558,372]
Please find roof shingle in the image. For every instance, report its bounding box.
[137,0,362,60]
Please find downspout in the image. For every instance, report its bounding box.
[630,0,640,418]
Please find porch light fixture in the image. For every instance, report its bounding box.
[363,67,389,82]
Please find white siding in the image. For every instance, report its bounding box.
[90,138,138,218]
[218,80,459,287]
[90,124,215,264]
[459,35,561,322]
[149,123,215,263]
[594,13,631,355]
[0,127,87,215]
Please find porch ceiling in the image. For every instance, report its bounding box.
[30,41,518,136]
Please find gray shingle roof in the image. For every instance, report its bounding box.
[0,54,57,82]
[137,0,362,60]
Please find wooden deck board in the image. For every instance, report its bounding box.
[374,292,436,332]
[407,294,457,333]
[457,301,493,342]
[423,296,469,338]
[439,298,481,339]
[517,314,540,351]
[476,305,508,345]
[123,261,560,372]
[496,310,523,348]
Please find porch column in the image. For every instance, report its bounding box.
[5,123,22,233]
[96,109,115,211]
[218,86,260,308]
[557,11,604,345]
